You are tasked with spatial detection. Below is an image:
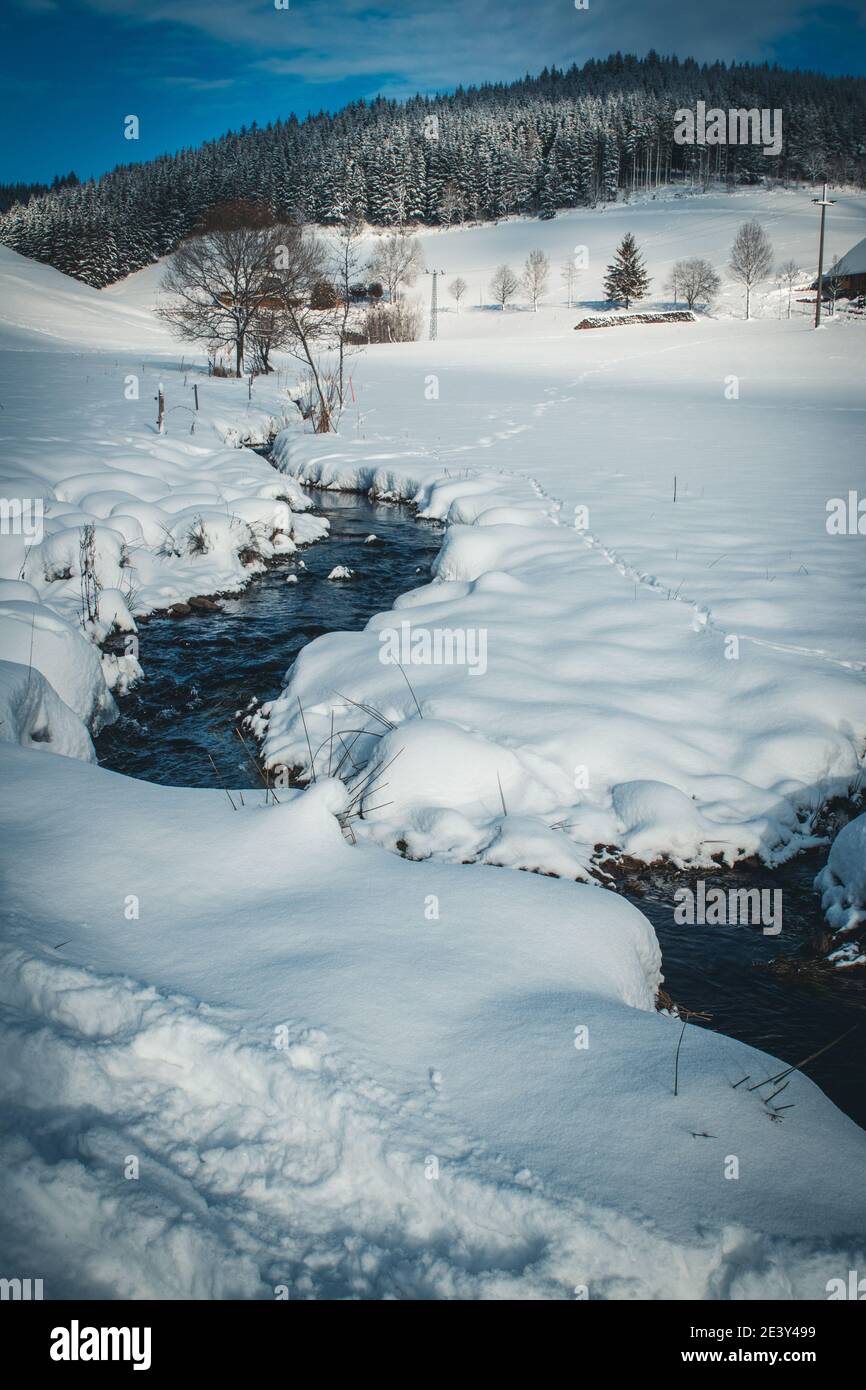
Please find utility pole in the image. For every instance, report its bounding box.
[426,268,444,341]
[812,183,835,328]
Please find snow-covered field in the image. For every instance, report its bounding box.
[261,188,866,873]
[1,186,865,1299]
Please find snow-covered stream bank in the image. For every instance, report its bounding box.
[95,475,866,1132]
[630,858,866,1129]
[95,492,442,787]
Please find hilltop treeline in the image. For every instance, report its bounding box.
[0,171,79,215]
[1,52,863,287]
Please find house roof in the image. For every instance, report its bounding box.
[824,234,866,278]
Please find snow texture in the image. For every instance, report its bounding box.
[2,745,865,1300]
[2,187,866,1299]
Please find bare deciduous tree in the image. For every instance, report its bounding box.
[249,307,287,375]
[160,203,358,432]
[824,254,844,316]
[521,248,550,311]
[158,202,376,433]
[729,220,774,320]
[561,259,577,307]
[448,276,468,312]
[158,202,298,377]
[366,230,425,303]
[249,227,325,374]
[490,263,519,309]
[778,259,799,319]
[666,257,721,310]
[273,268,344,434]
[250,222,341,431]
[327,213,368,410]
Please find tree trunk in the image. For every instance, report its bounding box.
[235,334,244,377]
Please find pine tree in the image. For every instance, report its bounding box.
[604,232,651,308]
[601,134,620,203]
[538,162,562,218]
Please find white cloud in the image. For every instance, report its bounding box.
[73,0,863,95]
[158,76,237,91]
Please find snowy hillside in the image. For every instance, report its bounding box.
[408,185,866,323]
[2,53,863,287]
[0,245,170,351]
[1,188,866,1300]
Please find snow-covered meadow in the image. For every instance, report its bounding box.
[1,185,865,1299]
[260,188,866,875]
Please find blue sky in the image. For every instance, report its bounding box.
[2,0,865,184]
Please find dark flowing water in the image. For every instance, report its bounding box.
[96,487,865,1130]
[95,492,442,789]
[627,865,865,1129]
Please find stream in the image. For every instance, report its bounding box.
[95,488,866,1131]
[627,864,864,1129]
[96,492,442,789]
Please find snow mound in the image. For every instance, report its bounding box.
[2,745,866,1299]
[815,813,866,957]
[612,781,714,862]
[0,600,116,732]
[358,718,537,821]
[0,659,95,760]
[264,437,864,872]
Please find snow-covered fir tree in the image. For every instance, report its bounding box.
[604,233,651,307]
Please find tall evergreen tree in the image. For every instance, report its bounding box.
[604,232,651,308]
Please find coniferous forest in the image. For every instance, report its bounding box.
[1,52,864,288]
